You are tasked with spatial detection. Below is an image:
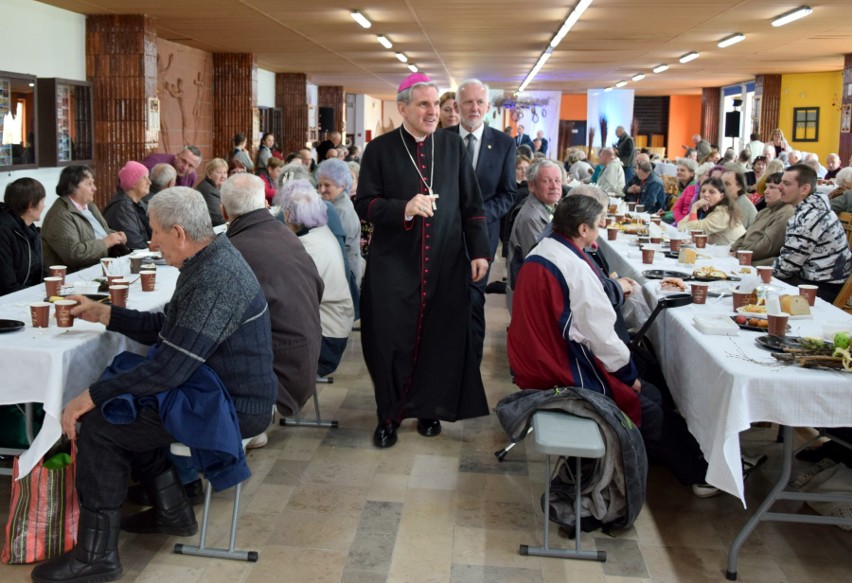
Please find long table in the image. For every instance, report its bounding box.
[0,261,179,477]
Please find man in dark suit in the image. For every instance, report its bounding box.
[536,130,549,156]
[445,79,517,363]
[515,124,534,149]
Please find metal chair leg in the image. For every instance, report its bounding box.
[279,381,339,429]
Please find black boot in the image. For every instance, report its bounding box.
[31,506,123,583]
[121,468,198,536]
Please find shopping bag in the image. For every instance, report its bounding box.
[1,445,79,564]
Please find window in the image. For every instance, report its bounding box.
[37,78,93,166]
[0,70,38,170]
[792,107,819,142]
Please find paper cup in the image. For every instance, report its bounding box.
[736,250,753,266]
[627,201,636,212]
[141,263,157,271]
[694,234,708,249]
[732,290,753,310]
[608,204,618,214]
[140,270,156,292]
[636,204,645,213]
[690,282,709,304]
[30,302,51,328]
[130,256,145,274]
[641,247,655,264]
[798,284,818,306]
[669,238,684,252]
[690,230,703,243]
[756,266,773,284]
[54,299,78,328]
[650,217,662,226]
[49,265,67,282]
[114,279,131,296]
[44,276,63,298]
[107,274,123,286]
[650,236,662,244]
[109,285,128,308]
[767,312,790,337]
[607,227,618,241]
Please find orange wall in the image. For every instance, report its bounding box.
[667,95,702,160]
[560,94,587,120]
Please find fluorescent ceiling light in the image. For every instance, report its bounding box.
[550,0,595,49]
[652,64,669,74]
[377,35,392,49]
[772,6,812,27]
[519,49,553,92]
[717,33,745,48]
[395,53,408,63]
[615,80,628,88]
[679,51,699,63]
[632,73,645,82]
[351,10,372,29]
[604,87,613,92]
[408,64,418,73]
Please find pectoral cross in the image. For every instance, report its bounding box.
[427,189,439,211]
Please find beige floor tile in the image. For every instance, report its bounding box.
[285,482,368,517]
[133,563,206,583]
[276,434,324,462]
[387,530,453,583]
[367,472,410,503]
[408,454,459,490]
[244,482,295,515]
[451,525,541,569]
[245,545,347,583]
[199,560,251,583]
[267,510,360,550]
[641,545,730,582]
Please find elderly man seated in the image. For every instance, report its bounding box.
[32,188,276,583]
[142,146,202,188]
[508,195,715,497]
[143,163,177,204]
[594,147,625,196]
[622,156,666,212]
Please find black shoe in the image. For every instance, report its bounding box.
[126,479,205,506]
[416,418,442,437]
[31,507,123,583]
[121,468,198,536]
[485,281,507,294]
[373,422,398,448]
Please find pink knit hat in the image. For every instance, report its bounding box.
[397,72,432,94]
[119,161,149,191]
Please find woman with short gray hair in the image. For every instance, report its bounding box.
[317,158,362,285]
[195,158,229,227]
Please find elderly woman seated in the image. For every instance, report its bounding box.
[730,173,794,266]
[316,158,363,285]
[677,177,745,245]
[0,178,47,295]
[277,179,355,377]
[195,158,229,227]
[829,167,852,214]
[103,161,152,250]
[41,165,128,272]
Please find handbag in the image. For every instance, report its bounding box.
[1,443,79,564]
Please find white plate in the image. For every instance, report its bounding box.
[735,307,811,320]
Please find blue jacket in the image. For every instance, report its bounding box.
[100,350,250,492]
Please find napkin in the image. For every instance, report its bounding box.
[737,275,760,294]
[765,294,782,316]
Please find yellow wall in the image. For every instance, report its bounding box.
[778,71,842,161]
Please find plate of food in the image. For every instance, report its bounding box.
[754,335,806,351]
[657,277,688,295]
[692,266,739,281]
[729,315,787,332]
[0,319,25,334]
[766,334,852,372]
[643,269,692,280]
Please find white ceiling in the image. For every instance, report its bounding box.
[38,0,852,99]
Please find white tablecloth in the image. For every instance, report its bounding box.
[598,233,852,504]
[0,262,179,476]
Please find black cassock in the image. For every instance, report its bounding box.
[355,126,490,423]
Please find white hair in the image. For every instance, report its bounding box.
[220,174,267,219]
[148,187,215,242]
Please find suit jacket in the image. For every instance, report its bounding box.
[446,124,517,257]
[515,133,533,149]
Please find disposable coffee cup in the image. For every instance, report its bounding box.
[650,217,662,226]
[615,214,625,223]
[670,238,684,252]
[107,274,123,286]
[109,285,128,308]
[114,279,131,296]
[44,276,63,298]
[690,230,703,243]
[608,204,617,214]
[636,204,645,213]
[650,236,662,244]
[30,302,50,328]
[54,299,78,328]
[798,284,818,306]
[767,312,790,337]
[732,290,752,310]
[690,282,709,304]
[694,234,708,249]
[736,250,753,266]
[641,246,655,264]
[627,202,636,212]
[607,227,618,241]
[140,270,156,292]
[49,265,67,282]
[130,256,145,274]
[141,263,157,271]
[756,266,773,284]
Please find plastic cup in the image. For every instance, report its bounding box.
[736,250,753,266]
[30,302,50,328]
[44,276,63,298]
[130,256,145,274]
[140,270,156,292]
[636,204,645,213]
[607,227,618,241]
[670,238,684,252]
[109,285,128,308]
[49,265,67,283]
[641,247,655,264]
[694,234,708,249]
[767,312,790,337]
[798,284,818,306]
[732,290,753,310]
[757,266,773,284]
[54,300,78,328]
[690,282,709,305]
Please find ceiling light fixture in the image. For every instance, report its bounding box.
[604,87,613,92]
[350,10,372,29]
[395,52,408,63]
[519,48,553,93]
[717,33,745,48]
[652,64,669,74]
[408,64,418,73]
[615,80,628,88]
[376,35,392,49]
[550,0,595,49]
[679,51,699,63]
[772,6,812,27]
[632,73,646,82]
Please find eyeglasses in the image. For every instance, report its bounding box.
[537,177,562,186]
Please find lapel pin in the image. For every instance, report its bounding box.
[487,144,492,149]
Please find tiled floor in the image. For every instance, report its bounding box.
[2,292,852,582]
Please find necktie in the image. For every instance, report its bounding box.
[466,134,477,168]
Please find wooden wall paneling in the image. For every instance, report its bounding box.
[318,85,344,137]
[277,73,308,154]
[212,53,256,162]
[701,87,721,148]
[754,74,782,142]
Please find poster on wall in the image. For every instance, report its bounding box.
[252,107,260,148]
[145,97,160,147]
[842,104,851,134]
